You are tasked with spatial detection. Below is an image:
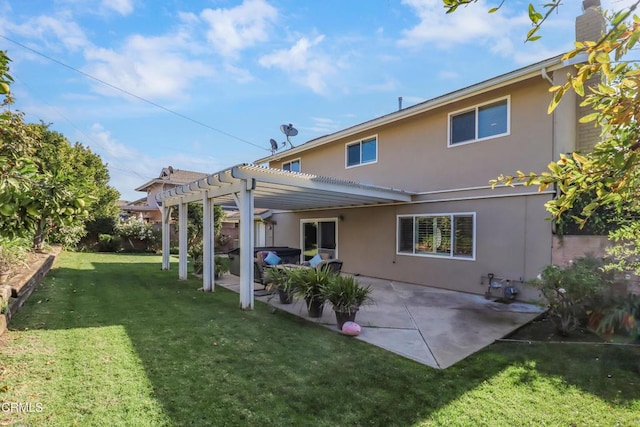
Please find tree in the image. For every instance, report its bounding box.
[0,56,119,248]
[28,123,120,249]
[444,1,640,226]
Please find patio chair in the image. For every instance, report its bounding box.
[316,259,343,274]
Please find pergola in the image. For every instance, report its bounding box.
[155,164,413,309]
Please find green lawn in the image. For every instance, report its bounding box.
[1,252,639,426]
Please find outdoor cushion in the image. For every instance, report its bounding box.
[264,251,281,266]
[309,253,323,268]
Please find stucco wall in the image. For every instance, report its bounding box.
[273,78,554,194]
[270,192,552,302]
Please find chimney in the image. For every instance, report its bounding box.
[574,0,606,153]
[576,0,605,43]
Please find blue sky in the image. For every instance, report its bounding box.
[0,0,630,201]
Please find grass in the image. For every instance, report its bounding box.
[0,252,639,426]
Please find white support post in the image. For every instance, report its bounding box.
[202,191,213,291]
[161,205,171,270]
[210,199,216,291]
[178,199,188,280]
[238,179,255,309]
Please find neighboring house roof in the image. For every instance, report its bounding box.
[122,197,154,211]
[255,54,564,164]
[135,166,208,192]
[225,208,272,222]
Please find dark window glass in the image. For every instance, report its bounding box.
[398,217,414,253]
[478,100,507,139]
[361,138,377,163]
[450,110,476,144]
[347,144,360,167]
[453,216,474,257]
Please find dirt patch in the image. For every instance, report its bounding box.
[505,313,624,343]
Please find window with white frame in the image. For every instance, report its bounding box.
[282,159,301,172]
[449,97,509,146]
[346,136,377,168]
[397,213,475,259]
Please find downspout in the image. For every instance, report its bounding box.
[542,66,558,264]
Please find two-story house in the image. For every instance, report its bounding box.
[122,166,208,223]
[155,1,604,308]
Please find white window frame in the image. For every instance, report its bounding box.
[282,158,301,172]
[396,212,476,261]
[345,135,378,169]
[447,96,510,147]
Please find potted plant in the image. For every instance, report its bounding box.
[264,266,296,304]
[292,266,335,317]
[214,255,231,279]
[322,274,373,329]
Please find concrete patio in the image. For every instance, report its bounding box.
[217,275,546,369]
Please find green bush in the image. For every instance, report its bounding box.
[97,234,121,252]
[215,255,230,278]
[85,216,117,237]
[532,256,615,336]
[48,223,87,249]
[115,219,160,252]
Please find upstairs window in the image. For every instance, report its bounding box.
[449,97,509,146]
[346,136,377,168]
[282,159,301,172]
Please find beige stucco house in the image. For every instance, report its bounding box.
[122,166,208,223]
[155,2,605,308]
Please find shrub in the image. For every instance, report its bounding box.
[215,255,230,278]
[48,223,87,249]
[97,234,121,252]
[115,219,160,252]
[532,256,614,336]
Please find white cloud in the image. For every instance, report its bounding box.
[88,123,137,159]
[363,78,398,93]
[200,0,278,58]
[259,35,336,95]
[438,70,460,80]
[101,0,134,16]
[399,0,529,49]
[3,12,90,52]
[224,63,254,83]
[307,116,339,134]
[83,33,213,99]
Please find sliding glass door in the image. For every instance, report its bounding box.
[301,219,337,261]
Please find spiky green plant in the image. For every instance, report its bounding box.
[322,274,372,314]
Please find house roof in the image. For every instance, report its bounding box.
[155,164,413,210]
[134,166,208,192]
[254,54,564,164]
[225,208,272,222]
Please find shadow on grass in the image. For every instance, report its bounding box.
[9,252,640,426]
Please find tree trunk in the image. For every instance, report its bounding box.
[33,218,46,251]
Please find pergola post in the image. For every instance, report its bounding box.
[202,190,214,291]
[238,179,255,309]
[178,198,188,280]
[161,205,172,270]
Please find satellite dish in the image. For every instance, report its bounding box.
[269,138,279,154]
[279,123,298,148]
[280,123,298,137]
